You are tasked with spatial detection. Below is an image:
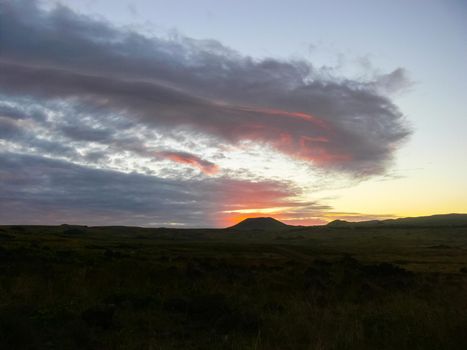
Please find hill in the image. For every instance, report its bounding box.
[327,213,467,228]
[227,217,290,231]
[1,219,467,349]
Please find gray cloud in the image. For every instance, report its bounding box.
[0,100,78,157]
[372,68,412,95]
[0,0,412,226]
[0,0,410,176]
[0,116,22,139]
[0,152,317,227]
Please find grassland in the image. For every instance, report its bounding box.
[1,224,467,349]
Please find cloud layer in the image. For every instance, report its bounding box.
[1,0,410,173]
[0,0,411,226]
[0,152,314,227]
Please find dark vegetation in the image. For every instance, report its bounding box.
[1,221,467,349]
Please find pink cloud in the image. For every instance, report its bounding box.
[156,151,220,175]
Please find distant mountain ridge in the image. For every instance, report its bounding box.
[228,214,467,231]
[227,217,290,231]
[327,214,467,228]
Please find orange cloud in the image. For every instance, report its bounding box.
[156,151,219,175]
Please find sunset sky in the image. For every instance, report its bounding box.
[0,0,466,227]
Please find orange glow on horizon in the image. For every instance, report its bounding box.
[221,212,327,227]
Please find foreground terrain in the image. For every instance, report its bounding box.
[1,224,467,349]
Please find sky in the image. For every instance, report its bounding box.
[0,0,466,227]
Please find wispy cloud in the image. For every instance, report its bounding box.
[156,151,220,175]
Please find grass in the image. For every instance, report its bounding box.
[0,224,467,349]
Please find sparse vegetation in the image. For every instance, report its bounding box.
[1,224,467,349]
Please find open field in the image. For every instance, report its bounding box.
[1,224,467,349]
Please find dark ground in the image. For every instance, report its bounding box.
[1,224,467,349]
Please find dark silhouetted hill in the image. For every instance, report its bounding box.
[327,214,467,228]
[227,217,290,231]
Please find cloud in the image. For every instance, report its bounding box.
[372,68,412,95]
[0,1,412,226]
[0,152,319,227]
[0,0,410,176]
[156,151,220,175]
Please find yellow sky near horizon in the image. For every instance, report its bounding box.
[326,171,467,220]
